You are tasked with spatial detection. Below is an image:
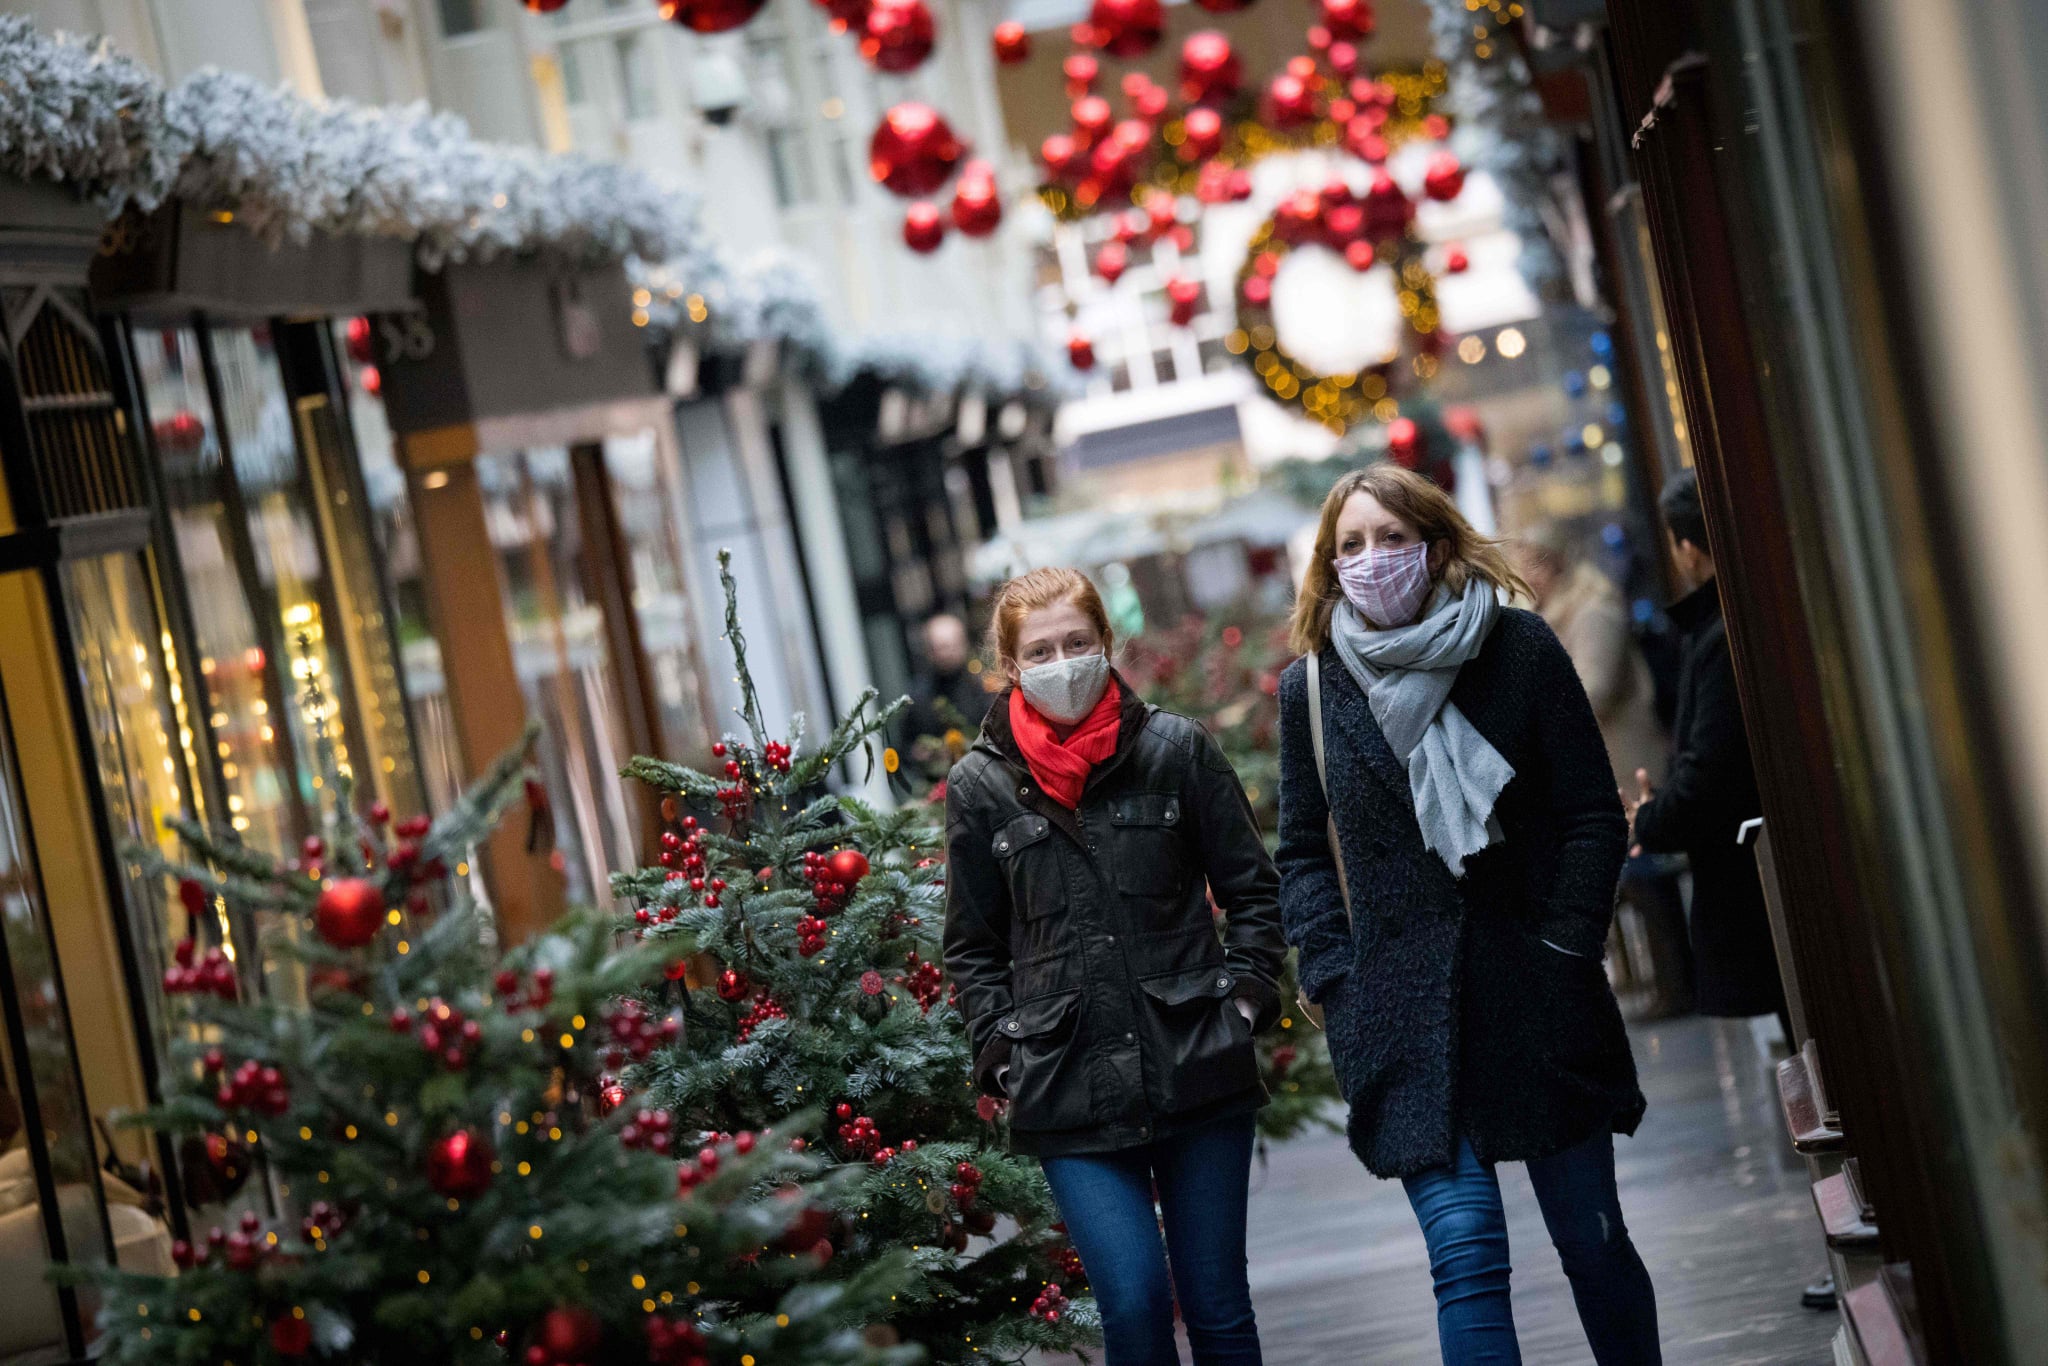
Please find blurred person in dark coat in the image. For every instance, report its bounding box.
[902,613,994,745]
[1628,472,1788,1027]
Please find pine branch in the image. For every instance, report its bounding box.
[717,548,769,749]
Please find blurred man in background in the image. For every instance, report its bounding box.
[903,613,993,745]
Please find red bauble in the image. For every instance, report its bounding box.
[869,104,963,196]
[1387,416,1424,468]
[1423,152,1466,202]
[1363,171,1413,236]
[1266,73,1319,129]
[1064,53,1100,97]
[152,408,206,454]
[1088,0,1164,58]
[424,1128,494,1199]
[1067,333,1096,371]
[1273,189,1325,245]
[992,20,1030,63]
[812,0,869,31]
[658,0,767,32]
[537,1306,602,1361]
[1319,0,1374,40]
[825,849,870,888]
[1423,112,1452,140]
[314,878,383,949]
[1040,133,1082,180]
[1444,245,1470,274]
[344,315,374,364]
[951,173,1002,237]
[1344,239,1376,272]
[357,364,381,395]
[1165,276,1201,326]
[717,968,751,1001]
[1179,106,1225,161]
[1071,95,1113,145]
[269,1313,313,1357]
[1178,31,1240,104]
[1327,41,1359,77]
[861,0,935,73]
[1131,82,1170,121]
[1241,275,1272,306]
[902,201,946,253]
[1093,241,1129,284]
[1345,115,1388,164]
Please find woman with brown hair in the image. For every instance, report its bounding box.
[1276,466,1660,1365]
[943,566,1285,1366]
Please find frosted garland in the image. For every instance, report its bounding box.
[0,16,186,211]
[1422,0,1565,289]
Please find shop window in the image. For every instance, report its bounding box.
[614,34,659,121]
[601,432,713,759]
[473,447,639,906]
[436,0,483,38]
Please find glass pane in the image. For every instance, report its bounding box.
[475,448,637,905]
[209,325,358,815]
[602,432,712,759]
[132,325,304,855]
[331,322,466,819]
[0,686,115,1360]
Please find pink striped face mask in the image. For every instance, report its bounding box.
[1333,540,1433,628]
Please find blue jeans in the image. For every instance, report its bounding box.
[1402,1132,1660,1366]
[1039,1112,1262,1366]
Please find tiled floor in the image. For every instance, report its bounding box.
[1040,1014,1839,1365]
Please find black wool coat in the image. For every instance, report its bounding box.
[1277,610,1646,1180]
[1631,581,1786,1019]
[943,678,1287,1158]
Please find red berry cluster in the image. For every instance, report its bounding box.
[298,1198,347,1246]
[207,1053,289,1115]
[899,950,945,1013]
[950,1160,983,1210]
[710,742,754,825]
[382,813,443,884]
[172,1211,282,1273]
[389,997,484,1071]
[735,994,786,1042]
[1055,1245,1087,1283]
[492,965,556,1010]
[675,1129,756,1191]
[761,739,793,774]
[1029,1282,1071,1323]
[163,936,238,999]
[644,1314,709,1366]
[600,998,680,1069]
[619,1106,675,1155]
[834,1103,881,1159]
[796,914,829,957]
[800,850,856,915]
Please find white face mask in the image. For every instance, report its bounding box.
[1018,651,1111,725]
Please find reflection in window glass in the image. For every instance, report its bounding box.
[131,326,303,854]
[603,433,711,758]
[475,448,637,905]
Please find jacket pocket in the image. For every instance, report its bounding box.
[1110,791,1190,900]
[1135,964,1258,1114]
[999,988,1093,1131]
[993,812,1063,922]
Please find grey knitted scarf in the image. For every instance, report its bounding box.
[1329,579,1513,877]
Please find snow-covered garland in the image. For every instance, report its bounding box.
[0,17,721,273]
[1421,0,1567,290]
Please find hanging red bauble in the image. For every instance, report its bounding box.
[1363,171,1413,237]
[269,1313,313,1357]
[1444,244,1470,273]
[860,0,935,73]
[1178,32,1241,104]
[869,104,963,196]
[152,408,206,454]
[1131,82,1170,120]
[951,172,1002,237]
[358,364,381,396]
[344,315,374,364]
[1071,95,1113,145]
[314,878,383,949]
[1063,53,1100,98]
[1387,416,1423,469]
[537,1306,602,1362]
[1088,0,1164,58]
[1041,133,1082,180]
[1326,203,1364,241]
[1344,239,1376,272]
[1327,41,1358,77]
[1318,0,1374,39]
[424,1128,494,1199]
[993,20,1030,63]
[1423,152,1466,202]
[902,202,946,253]
[1067,333,1097,371]
[1094,241,1129,283]
[825,849,870,889]
[1274,189,1325,245]
[717,968,751,1002]
[658,0,767,33]
[812,0,869,31]
[1266,73,1319,129]
[1165,276,1201,326]
[1179,105,1224,161]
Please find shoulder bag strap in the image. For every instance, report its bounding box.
[1305,653,1353,928]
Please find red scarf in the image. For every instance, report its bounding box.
[1009,677,1123,809]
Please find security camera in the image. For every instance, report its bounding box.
[691,48,747,127]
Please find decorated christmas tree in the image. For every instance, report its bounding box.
[615,553,1099,1365]
[75,695,908,1366]
[1122,613,1341,1142]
